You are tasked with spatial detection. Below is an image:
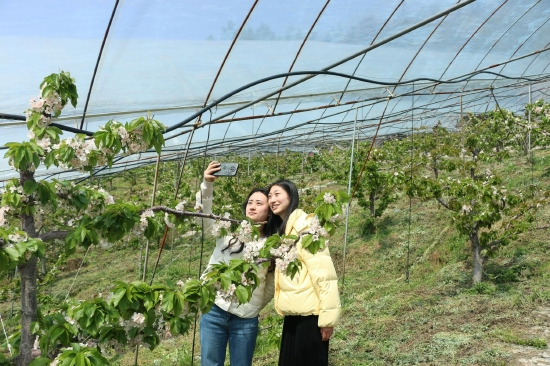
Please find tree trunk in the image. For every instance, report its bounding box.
[432,157,439,179]
[470,229,483,284]
[17,169,38,366]
[17,256,38,366]
[369,193,376,217]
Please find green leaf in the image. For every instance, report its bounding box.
[50,325,66,344]
[220,272,233,289]
[161,291,175,313]
[199,285,213,311]
[265,234,281,248]
[80,227,88,242]
[4,247,21,261]
[301,234,313,250]
[229,259,244,269]
[75,352,86,365]
[109,288,127,307]
[0,250,11,270]
[28,357,53,366]
[235,285,249,304]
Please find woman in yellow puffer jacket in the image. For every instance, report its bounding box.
[266,180,341,366]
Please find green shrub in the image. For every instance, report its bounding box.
[466,282,496,295]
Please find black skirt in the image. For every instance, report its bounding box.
[278,315,329,366]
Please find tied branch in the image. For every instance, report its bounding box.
[40,230,71,242]
[0,231,72,247]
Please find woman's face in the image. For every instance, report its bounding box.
[268,185,291,219]
[245,192,270,223]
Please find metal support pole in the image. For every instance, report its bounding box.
[528,84,534,188]
[527,84,533,165]
[342,108,358,293]
[302,134,306,179]
[134,154,161,366]
[460,95,464,163]
[248,109,254,175]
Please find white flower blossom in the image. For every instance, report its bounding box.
[242,238,265,262]
[0,206,10,227]
[175,200,187,211]
[211,212,232,236]
[140,210,155,231]
[131,312,145,325]
[271,244,297,273]
[323,193,336,204]
[237,220,255,243]
[164,213,175,228]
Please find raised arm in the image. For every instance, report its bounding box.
[196,161,221,229]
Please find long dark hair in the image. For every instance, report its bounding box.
[265,180,300,235]
[222,187,271,254]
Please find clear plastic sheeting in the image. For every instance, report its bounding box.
[1,0,549,183]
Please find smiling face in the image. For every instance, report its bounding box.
[245,191,270,224]
[268,185,291,219]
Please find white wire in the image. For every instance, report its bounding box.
[64,246,91,302]
[0,314,12,355]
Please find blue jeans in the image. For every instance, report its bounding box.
[200,304,259,366]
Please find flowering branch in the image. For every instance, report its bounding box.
[143,206,244,224]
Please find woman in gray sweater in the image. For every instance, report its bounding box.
[197,161,275,366]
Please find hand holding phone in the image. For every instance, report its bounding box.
[204,161,221,182]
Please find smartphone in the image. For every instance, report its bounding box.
[213,162,239,176]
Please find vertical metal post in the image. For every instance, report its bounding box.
[141,154,161,282]
[139,245,143,279]
[460,95,465,163]
[527,84,533,165]
[248,108,254,175]
[406,84,414,283]
[528,84,533,186]
[357,107,363,155]
[302,134,306,178]
[142,243,150,283]
[342,108,358,293]
[135,153,161,365]
[460,95,463,121]
[170,232,174,262]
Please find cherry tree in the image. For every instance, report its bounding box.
[525,100,550,151]
[322,141,405,234]
[410,112,549,283]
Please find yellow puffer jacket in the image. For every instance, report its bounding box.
[274,209,341,328]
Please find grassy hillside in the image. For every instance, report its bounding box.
[1,151,550,365]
